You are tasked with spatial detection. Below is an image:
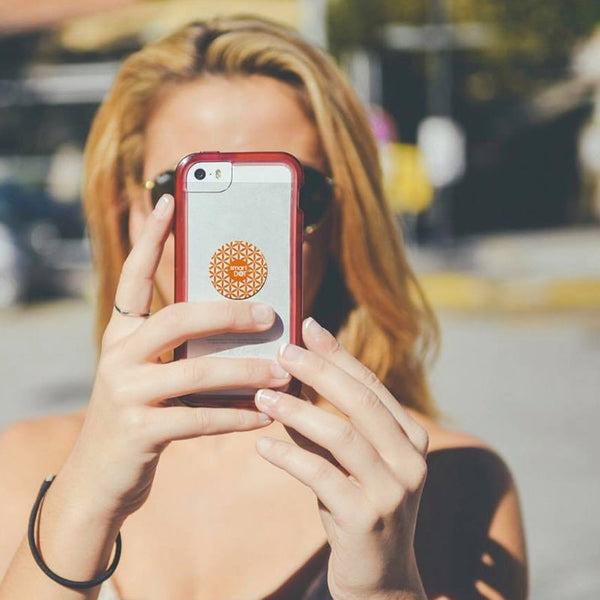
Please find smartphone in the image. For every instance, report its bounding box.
[174,151,303,408]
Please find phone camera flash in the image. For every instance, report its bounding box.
[215,169,222,179]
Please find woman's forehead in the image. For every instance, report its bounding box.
[143,75,325,179]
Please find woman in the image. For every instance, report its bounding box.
[0,16,527,600]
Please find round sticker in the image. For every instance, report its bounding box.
[209,240,268,299]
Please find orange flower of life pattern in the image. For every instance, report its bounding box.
[209,240,268,299]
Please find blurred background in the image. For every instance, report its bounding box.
[0,1,598,598]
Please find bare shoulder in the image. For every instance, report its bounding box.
[0,412,85,517]
[406,409,490,453]
[0,412,84,471]
[0,412,85,573]
[409,409,517,499]
[408,410,528,599]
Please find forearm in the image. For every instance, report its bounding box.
[0,468,123,600]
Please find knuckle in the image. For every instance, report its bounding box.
[109,377,137,403]
[157,303,181,330]
[381,481,408,514]
[334,422,357,447]
[119,258,138,281]
[92,358,146,411]
[95,354,123,392]
[182,359,206,384]
[237,409,262,427]
[355,385,380,412]
[259,438,286,459]
[273,394,294,418]
[406,455,428,492]
[325,335,343,356]
[118,332,140,359]
[277,441,295,460]
[193,408,212,431]
[222,301,240,329]
[99,340,125,370]
[119,406,146,431]
[311,459,332,484]
[360,366,380,389]
[100,321,119,350]
[313,355,328,375]
[413,426,429,455]
[245,359,263,383]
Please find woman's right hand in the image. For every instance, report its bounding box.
[61,194,288,523]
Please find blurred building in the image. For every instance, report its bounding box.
[0,0,317,304]
[0,0,599,255]
[329,1,600,240]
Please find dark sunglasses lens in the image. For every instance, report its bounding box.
[151,171,175,207]
[148,166,332,229]
[301,166,333,227]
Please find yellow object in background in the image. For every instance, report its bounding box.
[381,143,433,214]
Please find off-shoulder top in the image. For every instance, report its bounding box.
[97,561,332,600]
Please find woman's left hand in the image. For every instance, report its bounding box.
[254,317,429,600]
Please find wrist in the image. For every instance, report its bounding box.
[28,475,123,590]
[363,558,427,600]
[50,460,127,532]
[30,470,124,584]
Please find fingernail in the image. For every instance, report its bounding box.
[270,362,290,379]
[304,317,327,339]
[256,437,274,452]
[154,194,172,218]
[256,388,279,408]
[257,412,273,424]
[279,343,304,362]
[252,303,274,325]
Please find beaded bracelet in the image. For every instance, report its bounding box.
[28,474,122,590]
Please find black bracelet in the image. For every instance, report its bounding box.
[28,474,122,590]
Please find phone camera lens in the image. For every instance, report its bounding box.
[194,168,206,181]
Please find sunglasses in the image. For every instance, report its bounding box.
[144,163,334,233]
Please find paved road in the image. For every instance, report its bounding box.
[428,309,600,600]
[1,299,599,599]
[0,299,95,423]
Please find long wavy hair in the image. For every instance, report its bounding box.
[83,15,440,417]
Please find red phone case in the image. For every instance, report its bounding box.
[174,151,303,408]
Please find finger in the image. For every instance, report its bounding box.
[301,317,429,456]
[146,405,273,441]
[255,436,366,522]
[276,340,420,476]
[255,389,401,498]
[113,194,174,324]
[126,300,276,362]
[137,356,291,401]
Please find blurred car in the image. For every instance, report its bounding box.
[0,182,86,306]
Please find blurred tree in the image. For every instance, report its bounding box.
[328,0,427,54]
[328,0,600,100]
[328,0,600,234]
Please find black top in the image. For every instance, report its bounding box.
[101,447,524,600]
[278,447,525,600]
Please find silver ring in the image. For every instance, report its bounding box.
[114,303,150,318]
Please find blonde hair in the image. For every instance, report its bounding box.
[83,15,440,417]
